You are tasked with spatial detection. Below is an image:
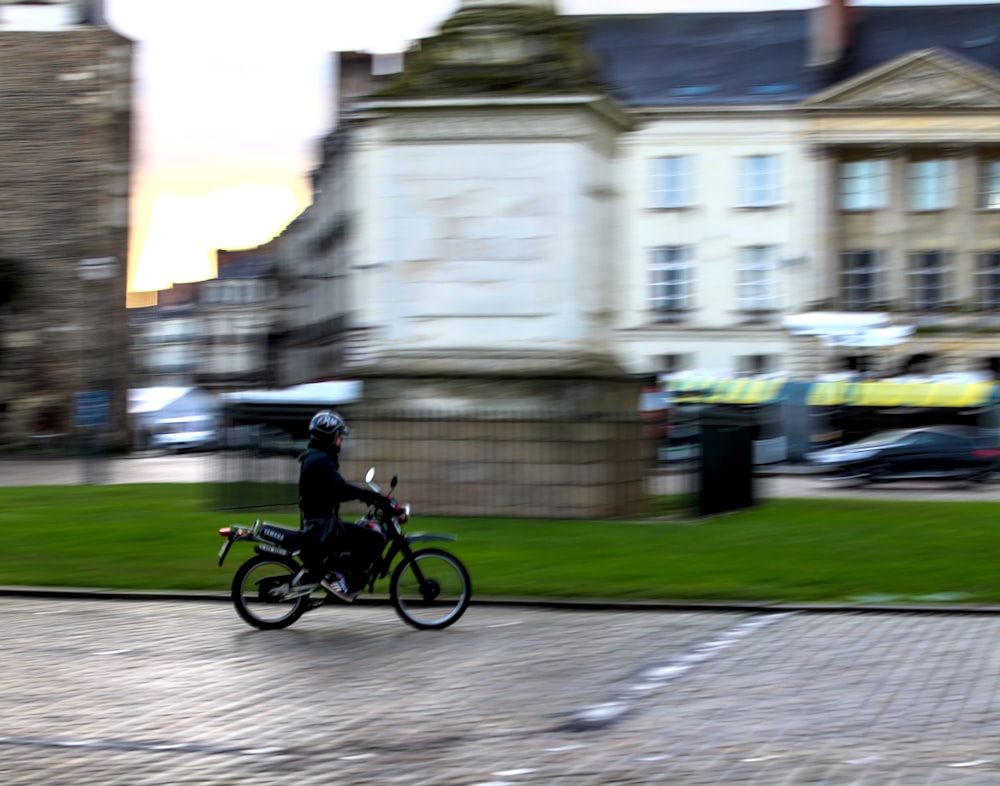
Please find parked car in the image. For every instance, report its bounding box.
[806,425,1000,484]
[149,415,217,453]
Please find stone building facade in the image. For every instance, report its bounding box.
[130,248,280,392]
[274,0,1000,387]
[0,1,132,449]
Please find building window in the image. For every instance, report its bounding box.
[650,156,693,208]
[649,246,694,316]
[737,154,781,207]
[736,245,778,311]
[840,250,885,311]
[658,354,689,374]
[839,160,888,211]
[975,251,1000,311]
[908,159,955,211]
[978,160,1000,209]
[843,355,875,375]
[907,251,952,311]
[737,354,772,375]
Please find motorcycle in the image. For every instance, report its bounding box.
[217,468,471,631]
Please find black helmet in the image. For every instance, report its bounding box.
[308,410,349,447]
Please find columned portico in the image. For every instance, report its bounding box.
[802,47,1000,378]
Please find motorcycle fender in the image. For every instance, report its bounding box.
[405,533,456,544]
[218,535,234,567]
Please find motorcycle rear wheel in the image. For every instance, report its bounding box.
[390,548,471,630]
[231,554,310,630]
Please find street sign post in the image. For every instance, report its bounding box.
[73,391,110,430]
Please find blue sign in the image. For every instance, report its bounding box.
[74,391,110,429]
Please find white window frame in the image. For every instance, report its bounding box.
[650,155,693,209]
[736,245,779,311]
[737,154,781,207]
[907,250,952,311]
[839,160,888,211]
[978,160,1000,210]
[649,246,695,315]
[908,159,955,212]
[840,250,886,311]
[975,251,1000,311]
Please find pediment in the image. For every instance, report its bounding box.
[804,48,1000,109]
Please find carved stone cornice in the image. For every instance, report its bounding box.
[805,141,901,159]
[804,48,1000,110]
[381,111,592,142]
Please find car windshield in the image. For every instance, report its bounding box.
[844,430,912,449]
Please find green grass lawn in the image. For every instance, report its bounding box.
[3,484,1000,605]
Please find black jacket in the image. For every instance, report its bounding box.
[298,444,378,520]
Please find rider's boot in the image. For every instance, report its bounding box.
[321,571,362,602]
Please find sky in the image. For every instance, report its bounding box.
[102,0,995,294]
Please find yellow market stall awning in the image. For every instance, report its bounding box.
[844,381,996,408]
[667,378,786,404]
[807,381,852,406]
[666,378,716,403]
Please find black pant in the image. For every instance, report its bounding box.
[300,516,343,576]
[301,517,384,582]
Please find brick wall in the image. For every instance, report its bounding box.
[0,26,133,448]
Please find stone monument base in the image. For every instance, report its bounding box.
[340,352,647,519]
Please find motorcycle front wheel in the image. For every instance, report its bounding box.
[390,548,471,630]
[231,554,310,630]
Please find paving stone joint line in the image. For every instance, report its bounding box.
[556,611,795,732]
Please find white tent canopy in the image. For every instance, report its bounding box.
[783,312,891,334]
[821,325,914,347]
[128,387,194,415]
[782,312,914,347]
[220,381,363,406]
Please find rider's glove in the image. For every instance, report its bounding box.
[382,499,400,516]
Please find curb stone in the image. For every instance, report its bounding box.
[4,585,1000,615]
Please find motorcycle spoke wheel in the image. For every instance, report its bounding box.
[390,548,471,630]
[231,555,310,630]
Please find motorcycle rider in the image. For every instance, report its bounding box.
[298,410,387,602]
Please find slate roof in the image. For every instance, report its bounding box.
[846,5,1000,75]
[575,4,1000,108]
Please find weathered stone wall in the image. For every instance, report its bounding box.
[211,367,650,519]
[0,27,132,448]
[199,408,654,520]
[330,367,648,519]
[339,412,647,519]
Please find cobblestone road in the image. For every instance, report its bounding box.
[5,456,1000,783]
[4,598,1000,785]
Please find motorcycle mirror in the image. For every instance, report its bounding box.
[390,475,398,490]
[365,467,375,483]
